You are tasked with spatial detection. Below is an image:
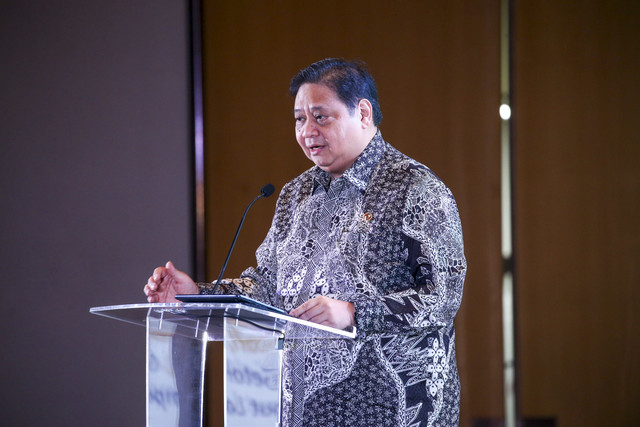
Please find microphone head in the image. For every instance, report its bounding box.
[260,183,275,198]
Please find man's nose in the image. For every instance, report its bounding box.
[300,120,319,138]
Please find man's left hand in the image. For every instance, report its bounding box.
[290,296,355,329]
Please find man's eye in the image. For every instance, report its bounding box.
[315,115,326,122]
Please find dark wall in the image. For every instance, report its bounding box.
[0,1,193,425]
[199,1,640,426]
[515,1,640,425]
[201,2,503,426]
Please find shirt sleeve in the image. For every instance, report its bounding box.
[346,170,466,335]
[196,277,259,296]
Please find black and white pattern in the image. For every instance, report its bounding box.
[211,131,466,426]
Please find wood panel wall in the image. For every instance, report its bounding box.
[202,1,503,425]
[514,1,640,426]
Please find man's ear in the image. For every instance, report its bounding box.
[357,98,374,128]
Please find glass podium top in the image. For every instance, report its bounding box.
[90,302,357,341]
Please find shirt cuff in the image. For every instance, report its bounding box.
[345,293,386,334]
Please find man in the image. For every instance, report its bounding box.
[145,58,466,426]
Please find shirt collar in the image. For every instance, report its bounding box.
[312,130,386,193]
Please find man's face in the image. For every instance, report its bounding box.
[294,83,365,178]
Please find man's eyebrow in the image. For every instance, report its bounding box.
[293,106,326,114]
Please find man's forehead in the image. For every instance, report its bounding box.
[295,83,341,102]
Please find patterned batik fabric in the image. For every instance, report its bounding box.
[202,131,466,427]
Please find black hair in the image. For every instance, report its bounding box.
[289,58,383,126]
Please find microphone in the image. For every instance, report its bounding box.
[211,183,276,294]
[260,183,275,198]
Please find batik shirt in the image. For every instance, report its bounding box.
[206,131,466,426]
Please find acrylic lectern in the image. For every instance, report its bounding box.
[90,302,356,427]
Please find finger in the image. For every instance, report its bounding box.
[289,303,303,317]
[152,267,166,282]
[145,282,158,295]
[296,303,325,322]
[305,310,329,325]
[166,261,176,275]
[290,299,315,317]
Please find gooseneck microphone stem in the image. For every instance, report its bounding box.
[212,184,275,294]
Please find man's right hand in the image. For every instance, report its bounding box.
[143,261,198,303]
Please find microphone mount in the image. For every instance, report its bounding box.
[211,183,275,294]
